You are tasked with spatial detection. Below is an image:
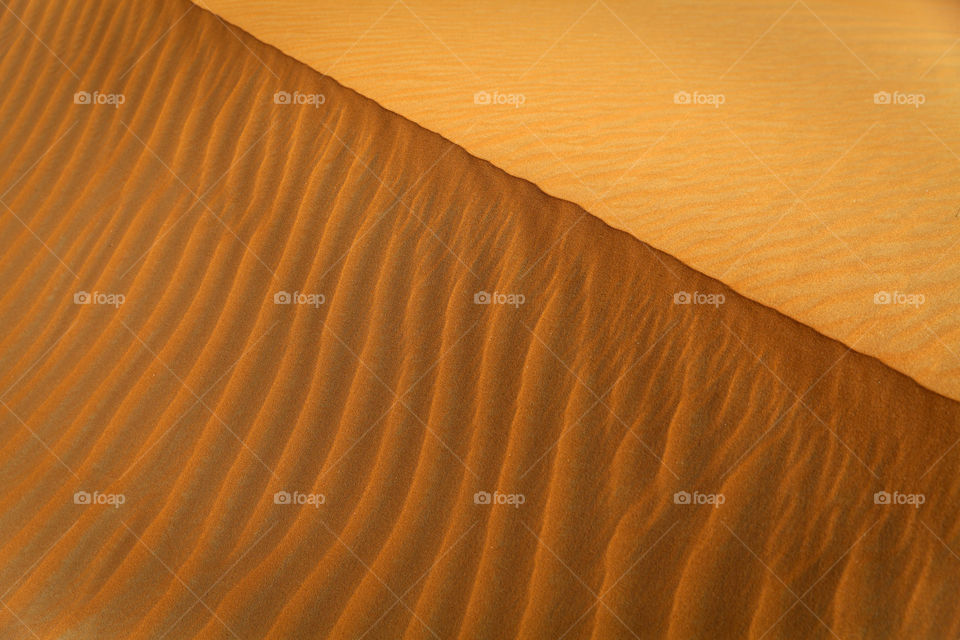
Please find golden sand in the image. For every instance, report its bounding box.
[193,0,960,400]
[0,0,958,638]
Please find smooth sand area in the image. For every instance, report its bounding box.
[192,0,960,400]
[1,0,959,637]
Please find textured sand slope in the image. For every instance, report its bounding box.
[191,0,960,400]
[1,0,960,638]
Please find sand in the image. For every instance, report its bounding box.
[1,0,959,638]
[190,0,960,401]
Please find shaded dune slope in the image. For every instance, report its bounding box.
[0,0,959,638]
[190,0,960,402]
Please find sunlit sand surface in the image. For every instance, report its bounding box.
[0,0,958,638]
[195,0,960,400]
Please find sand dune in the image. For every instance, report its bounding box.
[1,0,959,638]
[191,0,960,401]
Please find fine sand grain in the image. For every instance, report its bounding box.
[192,0,960,400]
[1,0,959,638]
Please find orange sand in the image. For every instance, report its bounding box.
[0,0,959,638]
[192,0,960,400]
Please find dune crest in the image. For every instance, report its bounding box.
[191,0,960,400]
[0,0,959,638]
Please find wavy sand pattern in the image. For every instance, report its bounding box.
[192,0,960,400]
[1,0,959,638]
